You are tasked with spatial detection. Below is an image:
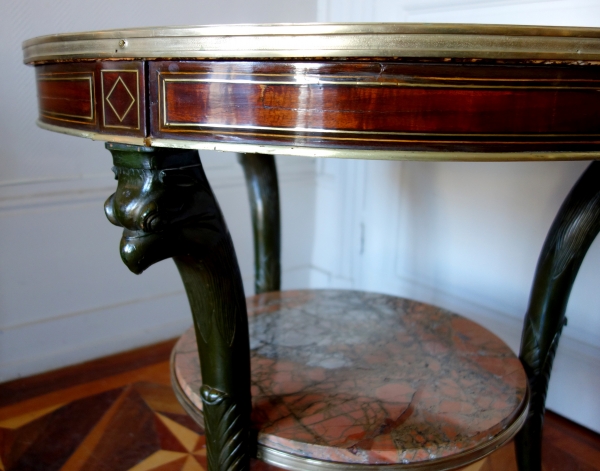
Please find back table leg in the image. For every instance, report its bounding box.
[238,153,281,294]
[516,161,600,471]
[104,143,251,471]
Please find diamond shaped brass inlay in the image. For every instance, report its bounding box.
[105,75,136,122]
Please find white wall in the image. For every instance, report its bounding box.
[0,0,319,381]
[314,0,600,432]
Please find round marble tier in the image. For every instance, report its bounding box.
[171,290,528,470]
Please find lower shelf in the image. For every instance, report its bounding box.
[171,290,528,470]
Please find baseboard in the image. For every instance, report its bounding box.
[0,292,192,383]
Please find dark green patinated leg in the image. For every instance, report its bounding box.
[104,143,251,471]
[238,153,281,294]
[516,161,600,471]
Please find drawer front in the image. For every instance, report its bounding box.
[149,60,600,153]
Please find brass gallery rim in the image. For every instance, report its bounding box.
[22,22,600,64]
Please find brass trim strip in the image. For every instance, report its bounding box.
[160,73,166,130]
[100,69,140,130]
[36,121,600,161]
[161,120,600,140]
[37,73,95,122]
[159,74,600,137]
[161,76,600,90]
[22,23,600,63]
[39,114,96,126]
[157,70,600,83]
[37,120,145,145]
[160,124,600,141]
[151,137,600,161]
[157,126,600,142]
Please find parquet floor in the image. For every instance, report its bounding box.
[0,339,598,471]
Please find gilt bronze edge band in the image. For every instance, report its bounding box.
[23,23,600,47]
[37,120,146,146]
[22,23,600,64]
[37,121,600,162]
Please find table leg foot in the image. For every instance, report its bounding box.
[516,161,600,471]
[104,143,251,471]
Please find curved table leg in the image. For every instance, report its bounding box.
[516,161,600,471]
[238,153,281,294]
[104,143,251,471]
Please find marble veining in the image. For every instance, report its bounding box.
[173,290,527,465]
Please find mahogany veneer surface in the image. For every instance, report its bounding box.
[150,60,600,152]
[36,62,146,138]
[31,57,600,154]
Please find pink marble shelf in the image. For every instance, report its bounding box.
[172,290,528,467]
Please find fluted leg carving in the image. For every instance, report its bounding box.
[104,143,251,471]
[516,161,600,471]
[238,153,281,294]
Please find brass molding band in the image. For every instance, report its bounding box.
[37,121,600,162]
[37,120,146,146]
[160,76,600,90]
[22,23,600,64]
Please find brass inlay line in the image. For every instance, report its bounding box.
[161,76,600,90]
[159,73,600,137]
[100,69,140,130]
[38,72,92,76]
[160,72,165,130]
[158,70,600,84]
[157,127,600,144]
[37,73,94,122]
[39,114,96,125]
[163,121,600,139]
[106,76,136,121]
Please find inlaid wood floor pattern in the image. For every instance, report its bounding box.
[0,339,598,471]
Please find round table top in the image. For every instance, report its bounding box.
[172,290,528,469]
[23,23,600,160]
